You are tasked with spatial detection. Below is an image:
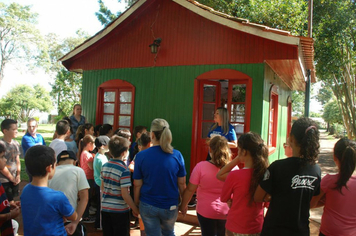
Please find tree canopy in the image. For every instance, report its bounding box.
[0,2,42,87]
[0,84,52,122]
[96,0,137,26]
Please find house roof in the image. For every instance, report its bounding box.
[60,0,315,88]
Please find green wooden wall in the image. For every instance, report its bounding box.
[81,63,289,171]
[261,64,292,163]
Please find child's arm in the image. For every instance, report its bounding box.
[177,176,186,199]
[121,187,139,216]
[66,210,77,222]
[134,179,143,206]
[310,190,325,208]
[216,157,239,181]
[254,185,271,202]
[0,168,15,183]
[179,182,197,216]
[65,189,88,235]
[15,155,21,185]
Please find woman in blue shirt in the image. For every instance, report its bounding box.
[208,107,237,148]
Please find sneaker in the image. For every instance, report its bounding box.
[82,217,95,223]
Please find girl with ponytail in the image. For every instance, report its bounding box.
[180,136,231,236]
[217,132,269,236]
[254,117,321,236]
[311,138,356,236]
[133,118,186,236]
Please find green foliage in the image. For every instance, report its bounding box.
[0,84,52,122]
[95,0,137,26]
[322,100,343,125]
[315,82,333,105]
[199,0,309,36]
[37,31,89,118]
[310,112,321,118]
[291,90,305,117]
[314,0,356,138]
[50,68,82,117]
[0,2,42,87]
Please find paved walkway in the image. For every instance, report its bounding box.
[15,130,338,236]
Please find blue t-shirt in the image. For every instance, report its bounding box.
[21,184,74,236]
[69,115,86,139]
[133,146,186,209]
[208,124,237,142]
[21,132,46,154]
[65,140,78,155]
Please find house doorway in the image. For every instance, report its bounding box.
[190,69,252,172]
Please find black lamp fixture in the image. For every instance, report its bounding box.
[149,38,162,54]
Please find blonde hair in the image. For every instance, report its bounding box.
[209,136,231,168]
[210,107,230,135]
[151,118,173,154]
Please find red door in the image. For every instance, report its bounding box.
[190,76,252,172]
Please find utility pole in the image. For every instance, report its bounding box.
[305,0,313,117]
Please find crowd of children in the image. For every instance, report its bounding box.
[0,109,355,236]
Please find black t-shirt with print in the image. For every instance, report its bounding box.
[260,157,321,236]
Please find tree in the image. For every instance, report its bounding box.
[313,0,356,139]
[96,0,137,26]
[292,90,305,117]
[315,82,333,106]
[38,31,90,117]
[0,2,42,87]
[0,84,52,122]
[50,68,82,117]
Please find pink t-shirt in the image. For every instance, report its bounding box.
[189,161,229,219]
[320,174,356,236]
[221,168,264,234]
[80,150,94,180]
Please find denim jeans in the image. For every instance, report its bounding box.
[139,201,178,236]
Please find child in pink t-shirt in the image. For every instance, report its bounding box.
[217,132,269,236]
[80,134,95,222]
[180,136,232,236]
[311,138,356,236]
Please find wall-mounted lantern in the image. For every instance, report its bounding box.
[149,38,162,54]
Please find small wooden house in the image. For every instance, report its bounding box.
[60,0,315,172]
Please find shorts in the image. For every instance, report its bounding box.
[2,182,19,201]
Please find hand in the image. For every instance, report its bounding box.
[65,222,78,235]
[227,199,233,208]
[179,205,187,217]
[10,201,20,209]
[10,206,21,219]
[132,210,139,218]
[13,176,20,185]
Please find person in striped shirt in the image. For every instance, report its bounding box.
[101,135,139,236]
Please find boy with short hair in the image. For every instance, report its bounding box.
[50,120,70,157]
[49,150,89,236]
[21,145,77,236]
[0,119,21,203]
[0,142,20,236]
[101,135,139,236]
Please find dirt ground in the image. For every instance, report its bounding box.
[13,130,338,236]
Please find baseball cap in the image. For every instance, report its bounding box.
[57,150,77,163]
[95,135,110,148]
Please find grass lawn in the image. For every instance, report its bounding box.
[1,124,56,182]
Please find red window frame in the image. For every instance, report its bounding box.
[95,79,135,132]
[268,85,279,150]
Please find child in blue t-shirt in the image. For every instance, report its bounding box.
[21,145,77,236]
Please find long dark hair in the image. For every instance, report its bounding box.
[290,117,320,165]
[333,138,356,194]
[238,132,269,203]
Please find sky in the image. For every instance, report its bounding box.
[0,0,127,97]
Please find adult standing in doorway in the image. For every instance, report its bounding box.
[133,118,186,236]
[207,107,237,148]
[70,104,86,140]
